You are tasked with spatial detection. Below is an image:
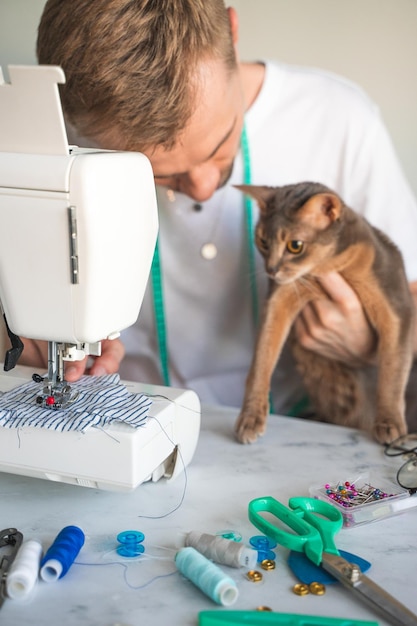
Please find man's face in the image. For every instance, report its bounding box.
[145,59,245,203]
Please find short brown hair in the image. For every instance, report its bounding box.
[37,0,237,151]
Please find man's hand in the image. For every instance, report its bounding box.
[293,271,377,366]
[64,338,125,381]
[18,337,125,381]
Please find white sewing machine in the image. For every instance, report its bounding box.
[0,65,200,491]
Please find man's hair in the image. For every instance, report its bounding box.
[37,0,237,151]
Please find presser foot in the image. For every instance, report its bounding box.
[32,373,80,410]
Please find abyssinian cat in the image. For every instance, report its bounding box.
[235,182,415,445]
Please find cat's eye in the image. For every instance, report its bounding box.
[286,240,304,254]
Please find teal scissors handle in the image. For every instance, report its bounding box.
[248,496,343,566]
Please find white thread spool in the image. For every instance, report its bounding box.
[6,540,42,600]
[175,546,238,606]
[185,531,257,569]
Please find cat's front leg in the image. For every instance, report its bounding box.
[235,372,270,444]
[235,289,297,444]
[370,299,414,444]
[373,316,414,444]
[373,340,412,444]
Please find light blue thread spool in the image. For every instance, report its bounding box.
[116,531,145,557]
[175,546,238,606]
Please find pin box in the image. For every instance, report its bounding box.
[309,472,416,528]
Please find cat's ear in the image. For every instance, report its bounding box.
[234,185,276,212]
[300,193,342,229]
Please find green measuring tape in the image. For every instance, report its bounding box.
[150,122,258,387]
[241,123,259,329]
[150,236,171,387]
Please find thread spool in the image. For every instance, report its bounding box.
[175,547,238,606]
[185,531,257,569]
[249,535,277,562]
[116,531,145,557]
[6,540,43,600]
[40,525,85,582]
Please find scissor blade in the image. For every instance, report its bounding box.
[321,552,417,626]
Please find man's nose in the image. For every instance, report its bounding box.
[177,164,221,202]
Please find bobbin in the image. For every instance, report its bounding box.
[116,531,145,557]
[249,535,277,562]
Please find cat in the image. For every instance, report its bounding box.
[234,182,415,445]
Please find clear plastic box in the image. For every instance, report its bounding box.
[309,472,415,528]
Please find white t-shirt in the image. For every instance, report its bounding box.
[120,61,417,413]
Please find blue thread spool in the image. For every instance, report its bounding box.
[40,525,85,582]
[175,547,238,606]
[249,535,277,562]
[116,530,145,557]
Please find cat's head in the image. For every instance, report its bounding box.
[235,182,344,284]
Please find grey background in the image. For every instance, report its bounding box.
[0,0,416,195]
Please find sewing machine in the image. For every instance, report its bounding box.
[0,65,200,491]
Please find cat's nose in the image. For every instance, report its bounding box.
[266,263,279,278]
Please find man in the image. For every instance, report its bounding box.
[24,0,417,425]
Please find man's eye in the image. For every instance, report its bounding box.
[286,240,304,254]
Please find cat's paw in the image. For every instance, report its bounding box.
[234,410,267,444]
[373,419,407,445]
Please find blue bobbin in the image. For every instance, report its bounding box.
[116,530,145,557]
[215,530,242,543]
[249,535,277,562]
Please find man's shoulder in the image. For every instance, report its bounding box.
[264,60,377,114]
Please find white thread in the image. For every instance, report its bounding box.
[175,547,238,606]
[185,531,257,569]
[6,540,42,600]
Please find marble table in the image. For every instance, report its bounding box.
[1,404,416,626]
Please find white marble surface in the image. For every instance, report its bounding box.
[1,404,417,626]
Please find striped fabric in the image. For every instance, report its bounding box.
[0,374,151,432]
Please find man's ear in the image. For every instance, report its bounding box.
[227,7,239,47]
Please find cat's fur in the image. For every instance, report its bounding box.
[235,182,415,445]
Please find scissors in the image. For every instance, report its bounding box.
[249,496,417,626]
[0,527,23,609]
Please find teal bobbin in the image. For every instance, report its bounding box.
[116,530,145,557]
